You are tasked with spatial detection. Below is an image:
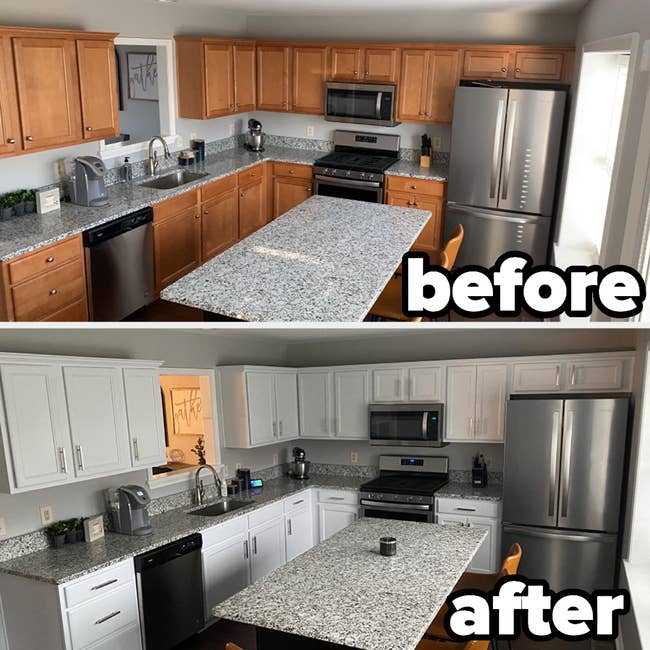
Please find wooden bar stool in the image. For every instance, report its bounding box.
[417,639,489,650]
[226,644,245,650]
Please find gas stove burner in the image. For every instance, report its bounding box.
[315,152,398,174]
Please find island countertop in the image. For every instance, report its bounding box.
[214,518,487,650]
[161,195,431,322]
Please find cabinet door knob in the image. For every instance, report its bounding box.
[46,256,54,263]
[353,70,358,76]
[7,138,15,144]
[501,67,508,73]
[49,288,57,296]
[515,68,521,73]
[411,185,417,190]
[289,169,295,174]
[194,213,200,220]
[203,209,209,215]
[240,192,245,198]
[86,126,93,132]
[25,136,33,141]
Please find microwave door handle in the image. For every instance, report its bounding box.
[376,92,383,121]
[422,412,428,440]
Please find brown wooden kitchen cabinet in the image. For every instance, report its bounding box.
[292,46,327,114]
[398,49,460,123]
[233,43,257,112]
[239,177,265,239]
[273,163,313,219]
[257,44,291,111]
[513,50,567,81]
[329,45,399,83]
[0,37,21,157]
[201,188,239,261]
[0,234,89,322]
[204,42,235,117]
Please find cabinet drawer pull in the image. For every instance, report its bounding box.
[455,507,476,512]
[292,499,304,506]
[49,288,58,296]
[328,496,345,501]
[95,611,120,625]
[91,578,118,591]
[86,126,93,132]
[7,138,15,144]
[26,136,33,142]
[58,447,67,473]
[287,519,292,535]
[46,256,54,263]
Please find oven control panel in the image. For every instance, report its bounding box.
[359,491,435,506]
[313,166,384,183]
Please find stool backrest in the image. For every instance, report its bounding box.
[467,640,490,650]
[502,542,523,575]
[442,224,464,269]
[225,644,245,650]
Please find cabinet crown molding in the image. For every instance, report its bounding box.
[0,26,118,40]
[0,352,163,368]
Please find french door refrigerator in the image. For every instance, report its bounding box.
[445,83,567,267]
[502,396,629,593]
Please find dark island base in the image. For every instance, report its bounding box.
[203,311,245,321]
[256,625,361,650]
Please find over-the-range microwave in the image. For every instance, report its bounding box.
[369,403,447,447]
[325,82,400,127]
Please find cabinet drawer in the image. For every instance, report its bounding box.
[201,513,248,549]
[67,583,139,650]
[436,497,500,518]
[317,489,358,505]
[42,298,88,322]
[284,490,312,513]
[7,236,82,285]
[385,175,445,197]
[201,174,237,202]
[273,162,312,180]
[238,164,264,187]
[248,501,284,528]
[11,259,85,321]
[64,560,135,609]
[153,189,199,223]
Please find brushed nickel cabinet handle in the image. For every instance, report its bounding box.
[76,445,85,471]
[58,447,67,473]
[91,578,118,591]
[95,611,120,625]
[133,438,139,461]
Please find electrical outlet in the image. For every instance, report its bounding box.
[483,455,491,467]
[0,518,6,537]
[236,462,241,471]
[40,506,53,526]
[54,160,65,181]
[273,453,279,465]
[350,452,358,464]
[306,126,315,138]
[177,135,184,147]
[229,123,236,136]
[432,136,442,151]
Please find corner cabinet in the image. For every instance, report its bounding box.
[0,354,165,493]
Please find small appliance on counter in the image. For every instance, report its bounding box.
[245,119,265,152]
[69,156,109,207]
[472,454,488,487]
[105,484,153,536]
[236,467,251,487]
[190,138,205,162]
[289,447,310,479]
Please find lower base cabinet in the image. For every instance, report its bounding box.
[285,493,314,561]
[249,515,286,583]
[317,489,359,542]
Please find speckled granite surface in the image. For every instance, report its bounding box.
[386,160,449,182]
[0,476,362,585]
[437,482,503,501]
[214,518,486,650]
[0,145,446,262]
[161,195,430,321]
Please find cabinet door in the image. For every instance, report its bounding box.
[123,368,166,468]
[409,366,443,401]
[514,51,564,81]
[76,39,119,140]
[475,365,507,442]
[233,43,256,112]
[445,366,477,441]
[467,516,498,573]
[12,37,82,150]
[0,37,21,156]
[372,368,406,402]
[427,50,460,123]
[397,49,429,122]
[363,47,399,83]
[285,505,314,561]
[462,49,511,79]
[329,47,362,81]
[257,45,290,111]
[411,196,444,252]
[0,364,72,489]
[275,372,300,439]
[566,359,624,391]
[292,46,327,114]
[153,207,201,291]
[202,188,239,262]
[249,517,286,583]
[239,178,265,239]
[298,371,331,438]
[333,370,369,439]
[245,371,276,446]
[512,362,562,393]
[318,503,358,542]
[203,532,250,616]
[204,42,234,117]
[273,177,312,219]
[63,366,130,477]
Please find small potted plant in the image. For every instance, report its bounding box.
[64,518,85,543]
[191,436,207,465]
[12,191,25,217]
[22,189,35,214]
[0,194,14,219]
[46,521,69,548]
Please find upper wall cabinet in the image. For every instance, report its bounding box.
[329,45,399,83]
[233,43,257,112]
[371,365,444,402]
[0,354,165,494]
[257,44,291,111]
[0,27,118,159]
[292,46,327,114]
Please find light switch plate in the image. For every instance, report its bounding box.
[432,136,442,151]
[307,126,315,138]
[0,518,6,537]
[351,452,358,464]
[273,453,279,466]
[229,123,236,136]
[40,506,53,526]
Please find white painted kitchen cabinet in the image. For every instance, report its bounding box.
[275,371,300,439]
[298,370,332,438]
[445,364,507,442]
[372,367,405,401]
[511,362,562,393]
[249,515,286,582]
[408,366,444,401]
[245,371,277,446]
[123,368,166,468]
[372,365,444,402]
[63,365,131,478]
[0,363,72,489]
[317,490,359,541]
[565,358,625,391]
[285,495,315,561]
[333,369,369,439]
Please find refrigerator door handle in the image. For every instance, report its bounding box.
[560,409,574,519]
[501,99,518,201]
[548,409,561,517]
[502,524,617,544]
[490,99,506,199]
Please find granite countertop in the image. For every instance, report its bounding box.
[437,482,503,501]
[161,195,431,321]
[0,475,363,585]
[386,159,448,182]
[214,518,486,650]
[0,146,447,263]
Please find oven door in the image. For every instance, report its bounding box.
[314,174,384,203]
[325,82,399,127]
[360,499,434,523]
[369,404,445,447]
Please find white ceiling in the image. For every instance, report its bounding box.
[182,0,589,15]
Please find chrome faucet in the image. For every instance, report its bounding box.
[195,464,222,505]
[147,136,171,177]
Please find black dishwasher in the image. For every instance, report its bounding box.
[135,533,204,650]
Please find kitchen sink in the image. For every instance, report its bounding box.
[189,499,254,517]
[140,170,209,190]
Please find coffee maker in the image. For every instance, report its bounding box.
[245,119,265,152]
[70,156,109,207]
[105,485,153,536]
[289,447,310,480]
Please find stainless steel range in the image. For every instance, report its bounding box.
[359,455,449,523]
[313,130,400,203]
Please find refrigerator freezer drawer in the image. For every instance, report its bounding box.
[445,203,551,267]
[502,524,618,592]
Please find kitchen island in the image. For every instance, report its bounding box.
[213,517,487,650]
[161,195,431,321]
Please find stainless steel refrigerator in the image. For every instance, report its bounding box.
[445,84,567,267]
[502,396,629,593]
